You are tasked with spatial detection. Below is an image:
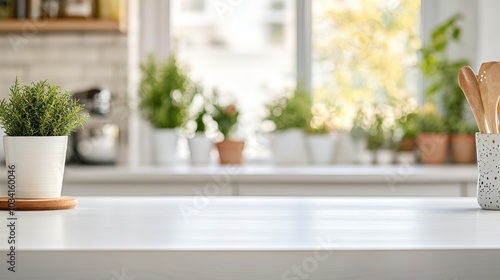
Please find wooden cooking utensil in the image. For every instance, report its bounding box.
[478,61,497,132]
[458,66,488,133]
[497,95,500,133]
[482,62,500,133]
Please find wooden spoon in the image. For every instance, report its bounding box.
[496,95,500,133]
[478,61,497,132]
[482,62,500,133]
[458,66,488,133]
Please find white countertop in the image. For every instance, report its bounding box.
[1,196,499,280]
[0,196,495,251]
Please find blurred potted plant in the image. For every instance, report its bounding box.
[415,104,448,164]
[333,106,369,164]
[450,121,477,164]
[139,53,195,165]
[366,111,385,164]
[210,90,243,165]
[265,86,311,165]
[187,93,213,165]
[420,14,469,134]
[398,112,417,152]
[306,103,336,165]
[367,110,398,165]
[0,79,88,198]
[395,111,417,164]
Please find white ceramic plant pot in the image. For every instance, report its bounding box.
[476,133,500,210]
[0,130,5,161]
[307,134,336,165]
[396,151,416,164]
[271,129,309,165]
[3,136,68,199]
[333,133,359,164]
[353,140,374,165]
[376,149,395,165]
[188,133,213,165]
[152,129,179,165]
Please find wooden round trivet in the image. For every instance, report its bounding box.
[0,196,78,211]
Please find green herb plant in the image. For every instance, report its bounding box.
[455,120,478,135]
[189,87,209,133]
[306,123,328,135]
[415,105,447,134]
[350,106,368,142]
[209,90,239,139]
[139,53,195,129]
[266,86,312,131]
[0,79,88,136]
[397,112,417,139]
[194,108,207,133]
[419,14,469,132]
[366,112,385,151]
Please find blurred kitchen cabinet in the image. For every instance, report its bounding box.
[0,0,127,32]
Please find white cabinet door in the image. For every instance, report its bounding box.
[238,183,462,196]
[63,183,235,196]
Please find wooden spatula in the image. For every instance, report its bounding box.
[458,66,488,133]
[482,62,500,133]
[478,61,497,132]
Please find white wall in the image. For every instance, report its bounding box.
[477,0,500,67]
[421,0,500,72]
[421,0,478,68]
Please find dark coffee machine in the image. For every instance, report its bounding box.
[68,88,119,164]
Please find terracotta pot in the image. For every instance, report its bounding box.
[450,134,476,164]
[416,134,448,164]
[399,137,416,152]
[216,140,244,165]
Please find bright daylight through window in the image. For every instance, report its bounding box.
[312,0,421,131]
[170,0,421,160]
[171,0,296,159]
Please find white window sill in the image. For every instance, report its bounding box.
[51,164,477,185]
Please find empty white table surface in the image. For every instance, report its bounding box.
[1,196,500,280]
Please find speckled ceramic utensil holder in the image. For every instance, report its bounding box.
[476,133,500,210]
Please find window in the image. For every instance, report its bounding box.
[180,0,205,12]
[168,0,420,160]
[171,0,296,158]
[312,0,421,130]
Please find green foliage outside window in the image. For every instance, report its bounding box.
[313,0,421,130]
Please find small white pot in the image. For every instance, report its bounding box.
[271,129,309,165]
[396,151,416,164]
[152,129,179,165]
[307,134,336,165]
[188,133,213,165]
[0,130,5,161]
[376,149,395,165]
[3,136,68,199]
[333,132,359,164]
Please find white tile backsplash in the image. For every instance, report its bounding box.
[0,33,128,99]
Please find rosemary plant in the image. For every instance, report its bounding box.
[0,79,89,136]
